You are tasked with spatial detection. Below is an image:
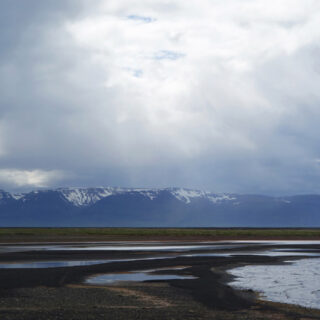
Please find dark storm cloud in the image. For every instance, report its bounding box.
[0,0,80,53]
[0,0,320,194]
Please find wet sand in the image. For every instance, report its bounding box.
[1,242,320,320]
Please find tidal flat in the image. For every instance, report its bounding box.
[1,238,320,319]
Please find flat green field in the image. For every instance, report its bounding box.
[1,227,320,242]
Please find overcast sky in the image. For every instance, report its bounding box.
[1,0,320,194]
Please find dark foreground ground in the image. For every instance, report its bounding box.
[1,241,320,320]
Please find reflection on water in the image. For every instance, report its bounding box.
[183,249,320,258]
[2,240,320,255]
[0,260,112,269]
[0,243,243,254]
[1,241,320,269]
[56,244,243,252]
[0,256,177,269]
[86,270,196,284]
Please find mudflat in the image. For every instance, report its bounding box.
[1,240,320,320]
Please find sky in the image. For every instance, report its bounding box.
[1,0,320,195]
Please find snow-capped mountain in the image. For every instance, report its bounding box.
[58,187,237,206]
[6,187,237,207]
[58,187,115,206]
[0,187,320,227]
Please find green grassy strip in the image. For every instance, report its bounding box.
[0,228,320,238]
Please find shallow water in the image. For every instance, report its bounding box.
[56,244,243,252]
[2,240,320,309]
[229,258,320,309]
[0,260,112,269]
[86,270,196,284]
[1,241,320,269]
[5,240,317,254]
[183,248,320,258]
[0,243,241,254]
[0,256,181,269]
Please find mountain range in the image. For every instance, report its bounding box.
[0,187,320,227]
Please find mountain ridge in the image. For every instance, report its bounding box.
[0,187,319,227]
[1,187,239,207]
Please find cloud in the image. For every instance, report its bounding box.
[0,169,67,189]
[0,0,320,194]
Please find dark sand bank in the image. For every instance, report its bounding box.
[1,242,320,319]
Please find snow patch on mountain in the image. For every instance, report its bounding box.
[58,187,163,206]
[171,188,206,204]
[207,194,236,203]
[170,188,236,204]
[136,190,159,200]
[11,193,25,200]
[59,188,114,207]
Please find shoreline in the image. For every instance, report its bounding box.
[1,241,320,319]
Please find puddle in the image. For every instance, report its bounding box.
[0,259,114,269]
[86,270,196,284]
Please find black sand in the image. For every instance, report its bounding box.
[1,242,320,319]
